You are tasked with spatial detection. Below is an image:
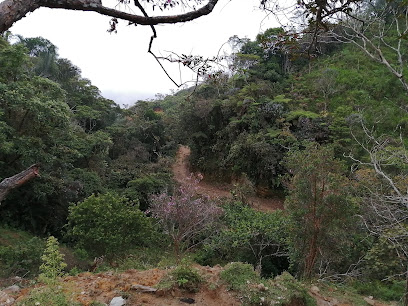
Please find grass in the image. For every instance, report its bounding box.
[158,262,203,293]
[17,284,80,306]
[351,280,405,301]
[0,227,34,246]
[315,280,405,306]
[220,262,316,306]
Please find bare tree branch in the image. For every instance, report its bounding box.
[0,164,40,204]
[0,0,219,33]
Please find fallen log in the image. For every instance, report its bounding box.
[0,164,40,204]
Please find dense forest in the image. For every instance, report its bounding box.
[1,0,408,304]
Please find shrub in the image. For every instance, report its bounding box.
[149,176,223,258]
[351,280,405,301]
[159,262,203,293]
[220,262,259,291]
[220,263,315,306]
[66,193,155,260]
[39,236,67,283]
[171,264,203,292]
[125,173,170,210]
[0,237,45,277]
[17,286,77,306]
[197,203,289,276]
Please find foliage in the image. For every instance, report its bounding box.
[284,144,357,279]
[17,286,79,306]
[169,263,203,292]
[220,262,315,306]
[350,280,406,302]
[39,236,67,283]
[0,236,45,278]
[149,176,223,258]
[220,262,259,291]
[363,230,407,280]
[0,36,121,234]
[66,193,155,260]
[125,173,170,211]
[116,246,175,271]
[197,203,289,276]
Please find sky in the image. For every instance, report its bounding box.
[8,0,281,106]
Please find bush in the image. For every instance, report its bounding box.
[159,262,203,293]
[220,262,259,291]
[197,203,289,277]
[39,236,67,283]
[125,173,170,210]
[351,280,405,301]
[171,264,203,292]
[0,237,45,277]
[220,263,315,306]
[66,193,155,260]
[150,176,222,258]
[17,286,77,306]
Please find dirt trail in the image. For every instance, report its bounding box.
[172,145,284,212]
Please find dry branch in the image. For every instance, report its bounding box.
[0,164,40,204]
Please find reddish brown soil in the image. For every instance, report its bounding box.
[172,145,284,212]
[13,266,241,306]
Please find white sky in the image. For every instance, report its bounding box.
[8,0,280,106]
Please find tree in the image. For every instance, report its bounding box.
[0,0,219,33]
[66,193,154,260]
[0,36,120,233]
[328,0,408,93]
[347,121,408,304]
[39,236,67,283]
[207,202,288,276]
[149,175,222,259]
[0,0,374,35]
[284,144,356,279]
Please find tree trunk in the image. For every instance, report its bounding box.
[405,265,408,306]
[0,0,219,34]
[0,164,40,203]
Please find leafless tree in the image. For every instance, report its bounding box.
[328,1,408,93]
[347,119,408,304]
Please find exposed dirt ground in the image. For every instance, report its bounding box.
[172,145,284,212]
[10,265,242,306]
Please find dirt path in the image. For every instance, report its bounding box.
[172,145,284,212]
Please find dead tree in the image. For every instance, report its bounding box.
[0,164,40,204]
[347,120,408,305]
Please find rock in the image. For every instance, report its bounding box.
[364,296,375,305]
[131,284,157,292]
[180,297,195,304]
[3,285,20,294]
[310,285,320,293]
[257,283,268,291]
[0,291,15,305]
[109,296,126,306]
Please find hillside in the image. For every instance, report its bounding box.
[172,145,284,212]
[1,3,408,304]
[0,262,397,306]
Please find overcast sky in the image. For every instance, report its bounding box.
[8,0,280,106]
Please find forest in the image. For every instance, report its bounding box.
[0,0,408,305]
